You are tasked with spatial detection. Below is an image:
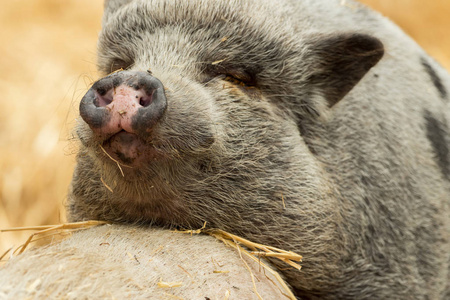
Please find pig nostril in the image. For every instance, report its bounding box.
[138,93,153,107]
[94,91,113,107]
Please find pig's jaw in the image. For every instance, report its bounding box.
[95,163,203,226]
[118,195,197,227]
[101,131,161,168]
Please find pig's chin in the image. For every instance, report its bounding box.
[101,131,158,168]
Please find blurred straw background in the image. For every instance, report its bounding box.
[0,0,103,253]
[0,0,449,254]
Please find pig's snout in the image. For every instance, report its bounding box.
[79,71,167,139]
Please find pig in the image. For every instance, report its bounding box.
[69,0,450,298]
[0,225,288,299]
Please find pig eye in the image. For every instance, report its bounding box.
[202,67,257,87]
[223,70,256,86]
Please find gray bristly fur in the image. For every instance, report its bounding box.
[69,0,450,298]
[0,225,287,299]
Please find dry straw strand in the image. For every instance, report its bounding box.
[100,176,114,192]
[209,229,302,270]
[157,278,184,288]
[232,237,263,300]
[223,289,230,300]
[1,220,108,256]
[211,233,295,300]
[99,144,133,177]
[0,246,13,262]
[211,59,226,65]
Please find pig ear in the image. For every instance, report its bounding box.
[308,33,384,107]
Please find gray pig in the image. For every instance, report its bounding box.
[70,0,450,298]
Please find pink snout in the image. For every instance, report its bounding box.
[79,71,167,166]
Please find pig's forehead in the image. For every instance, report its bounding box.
[98,0,308,68]
[101,0,303,41]
[105,0,287,24]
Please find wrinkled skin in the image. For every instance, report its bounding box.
[69,0,450,298]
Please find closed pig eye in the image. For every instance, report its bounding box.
[222,69,257,87]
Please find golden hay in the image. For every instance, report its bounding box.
[0,220,108,256]
[157,280,184,288]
